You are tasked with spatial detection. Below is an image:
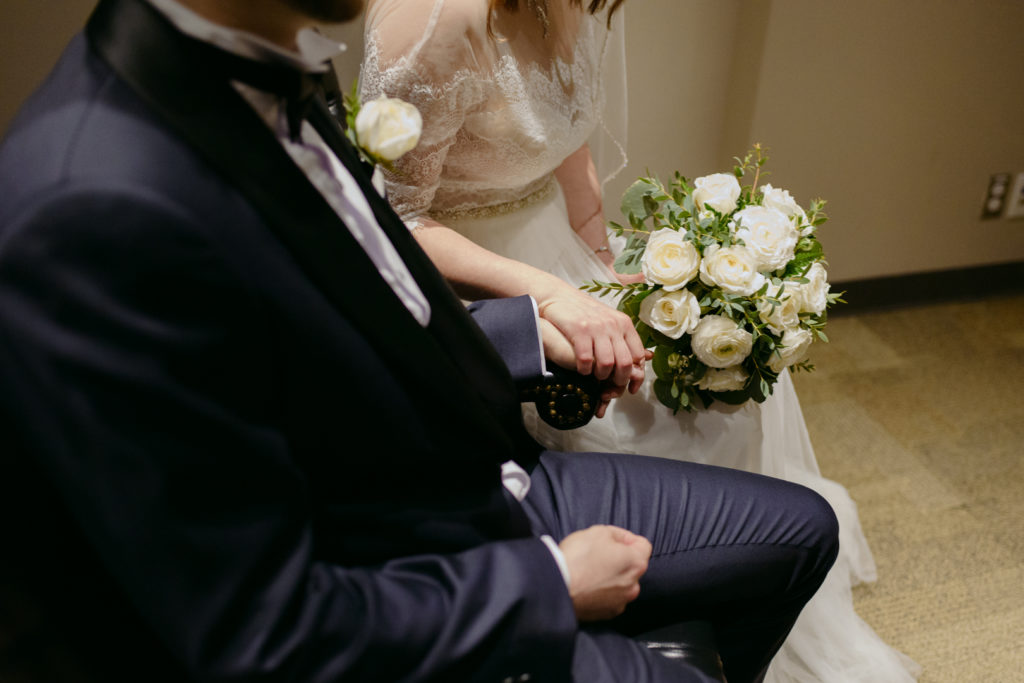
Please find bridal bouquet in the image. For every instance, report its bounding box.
[585,146,843,413]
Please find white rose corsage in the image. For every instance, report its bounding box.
[343,85,422,169]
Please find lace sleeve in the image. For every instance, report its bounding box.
[360,0,490,224]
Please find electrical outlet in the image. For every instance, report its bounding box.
[981,173,1011,219]
[1005,172,1024,220]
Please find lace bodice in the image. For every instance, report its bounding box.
[361,0,619,222]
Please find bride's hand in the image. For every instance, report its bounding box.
[536,284,646,389]
[538,317,577,370]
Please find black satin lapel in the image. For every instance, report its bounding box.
[84,0,517,441]
[306,102,522,411]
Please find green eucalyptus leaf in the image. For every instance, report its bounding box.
[682,194,696,214]
[642,193,661,218]
[784,249,822,278]
[613,234,647,274]
[653,378,678,411]
[621,179,655,221]
[652,344,676,377]
[678,390,691,409]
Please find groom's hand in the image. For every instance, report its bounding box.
[559,525,651,622]
[539,321,650,417]
[596,348,652,414]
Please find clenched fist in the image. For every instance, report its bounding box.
[558,525,652,622]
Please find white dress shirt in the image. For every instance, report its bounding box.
[142,0,570,588]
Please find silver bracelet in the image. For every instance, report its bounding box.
[594,245,610,254]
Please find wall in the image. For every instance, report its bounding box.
[717,0,1024,281]
[0,0,362,133]
[320,21,363,93]
[3,1,1022,283]
[0,0,96,132]
[603,0,742,208]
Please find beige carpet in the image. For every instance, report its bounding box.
[790,293,1024,682]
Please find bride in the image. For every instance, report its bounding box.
[361,0,919,680]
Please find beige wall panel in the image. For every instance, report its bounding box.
[604,1,742,215]
[0,1,364,134]
[1,0,97,133]
[320,21,364,94]
[719,0,1024,281]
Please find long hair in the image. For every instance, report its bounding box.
[488,0,625,35]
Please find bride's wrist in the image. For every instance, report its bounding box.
[588,233,613,262]
[532,271,580,306]
[574,211,610,252]
[595,246,616,268]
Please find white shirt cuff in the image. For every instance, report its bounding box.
[540,535,571,589]
[527,295,551,377]
[500,460,531,501]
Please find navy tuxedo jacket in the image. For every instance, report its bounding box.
[0,1,576,680]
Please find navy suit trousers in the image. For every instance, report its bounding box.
[523,452,840,683]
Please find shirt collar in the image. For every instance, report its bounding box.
[144,0,344,73]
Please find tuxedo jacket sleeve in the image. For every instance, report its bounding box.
[466,298,546,385]
[0,18,575,683]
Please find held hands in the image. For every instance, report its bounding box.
[559,525,652,622]
[538,317,649,418]
[536,281,645,384]
[536,281,650,416]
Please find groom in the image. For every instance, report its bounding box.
[0,0,838,681]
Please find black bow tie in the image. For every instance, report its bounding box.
[207,47,334,142]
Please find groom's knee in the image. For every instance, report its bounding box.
[792,485,841,585]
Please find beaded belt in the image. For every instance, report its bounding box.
[432,175,557,221]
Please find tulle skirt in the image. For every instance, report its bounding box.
[446,182,920,682]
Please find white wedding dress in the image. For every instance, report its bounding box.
[362,1,919,680]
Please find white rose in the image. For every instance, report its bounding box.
[691,315,753,368]
[757,282,801,335]
[794,262,830,315]
[354,97,423,161]
[641,229,701,291]
[693,173,741,214]
[768,327,814,373]
[699,244,766,297]
[761,184,806,221]
[696,365,749,392]
[733,205,799,272]
[763,183,814,236]
[638,288,701,340]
